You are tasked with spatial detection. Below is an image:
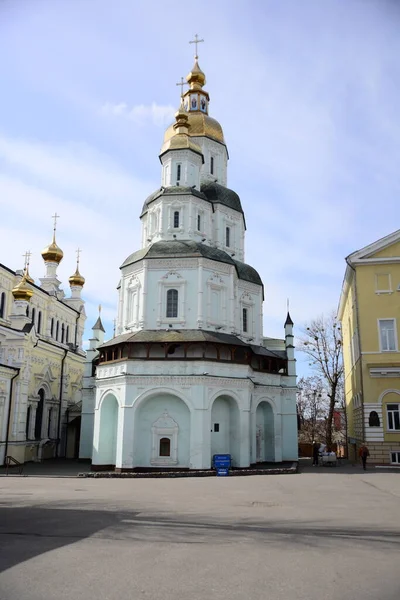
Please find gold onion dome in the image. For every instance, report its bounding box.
[12,275,33,302]
[161,103,203,156]
[25,267,34,284]
[69,266,85,287]
[41,234,64,264]
[186,59,206,89]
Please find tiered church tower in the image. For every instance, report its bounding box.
[88,41,298,471]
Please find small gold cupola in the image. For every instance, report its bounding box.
[22,250,34,284]
[41,213,64,264]
[12,274,33,302]
[69,248,85,288]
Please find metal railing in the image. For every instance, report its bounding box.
[5,455,24,476]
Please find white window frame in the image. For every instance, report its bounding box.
[375,273,392,294]
[390,450,400,464]
[378,318,398,352]
[386,403,400,431]
[157,272,186,326]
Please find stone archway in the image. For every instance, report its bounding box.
[210,395,240,466]
[133,394,190,468]
[255,401,275,462]
[97,393,119,467]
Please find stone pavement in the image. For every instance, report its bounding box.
[0,466,399,600]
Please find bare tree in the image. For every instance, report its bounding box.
[299,312,344,449]
[297,376,328,444]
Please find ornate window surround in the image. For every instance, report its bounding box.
[157,271,186,326]
[150,411,179,466]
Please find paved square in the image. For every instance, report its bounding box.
[0,467,399,600]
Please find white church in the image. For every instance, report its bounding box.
[79,45,298,471]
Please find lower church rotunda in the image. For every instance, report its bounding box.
[80,43,298,470]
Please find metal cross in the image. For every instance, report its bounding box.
[189,34,204,59]
[176,77,187,98]
[76,247,82,266]
[22,250,32,269]
[98,304,102,315]
[52,212,60,232]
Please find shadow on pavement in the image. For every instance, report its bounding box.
[1,502,400,574]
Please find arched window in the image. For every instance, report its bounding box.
[50,318,54,337]
[26,405,31,440]
[0,292,5,319]
[197,214,201,231]
[242,308,248,333]
[35,389,45,440]
[225,226,230,247]
[26,305,29,317]
[173,211,180,228]
[61,324,65,344]
[66,325,69,343]
[176,163,181,183]
[210,156,214,175]
[37,311,42,334]
[369,411,380,427]
[31,307,36,325]
[56,321,59,341]
[159,437,171,457]
[48,407,53,438]
[166,289,178,318]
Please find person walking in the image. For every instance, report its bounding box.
[312,441,320,466]
[359,443,370,470]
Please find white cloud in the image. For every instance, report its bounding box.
[99,102,175,127]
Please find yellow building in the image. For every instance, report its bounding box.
[338,230,400,464]
[0,227,86,465]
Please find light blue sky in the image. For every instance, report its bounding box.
[1,0,399,374]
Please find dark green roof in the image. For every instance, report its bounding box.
[141,182,244,220]
[121,240,263,288]
[100,329,284,360]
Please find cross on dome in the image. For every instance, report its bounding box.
[22,250,32,270]
[176,76,187,99]
[189,34,204,59]
[52,212,60,233]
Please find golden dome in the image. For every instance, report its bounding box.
[69,266,85,287]
[186,59,206,89]
[25,267,34,284]
[41,234,64,264]
[12,275,33,302]
[163,112,225,146]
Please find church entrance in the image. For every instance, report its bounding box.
[255,401,275,462]
[134,394,190,468]
[97,394,119,467]
[210,396,240,467]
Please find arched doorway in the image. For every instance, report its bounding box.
[255,401,275,462]
[35,389,45,440]
[210,395,240,466]
[134,394,190,468]
[97,394,119,466]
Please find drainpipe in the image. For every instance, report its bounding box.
[56,349,68,458]
[346,257,366,447]
[1,364,20,466]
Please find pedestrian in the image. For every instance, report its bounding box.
[312,441,320,466]
[359,443,370,470]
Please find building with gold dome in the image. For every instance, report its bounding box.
[83,44,298,471]
[0,225,86,465]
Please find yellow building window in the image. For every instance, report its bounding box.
[375,273,391,293]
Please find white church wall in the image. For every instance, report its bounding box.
[193,137,228,187]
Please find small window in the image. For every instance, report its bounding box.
[369,411,380,427]
[0,292,6,318]
[225,226,230,248]
[197,214,201,231]
[159,437,171,457]
[375,273,391,293]
[66,325,69,343]
[243,308,248,333]
[210,156,214,175]
[37,311,42,334]
[61,324,65,344]
[379,319,396,351]
[387,404,400,431]
[26,305,29,316]
[391,451,400,464]
[173,211,180,229]
[214,423,220,432]
[26,405,31,440]
[56,321,60,341]
[176,164,181,182]
[50,318,54,337]
[166,289,178,318]
[31,307,36,325]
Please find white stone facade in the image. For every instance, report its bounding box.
[85,55,298,470]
